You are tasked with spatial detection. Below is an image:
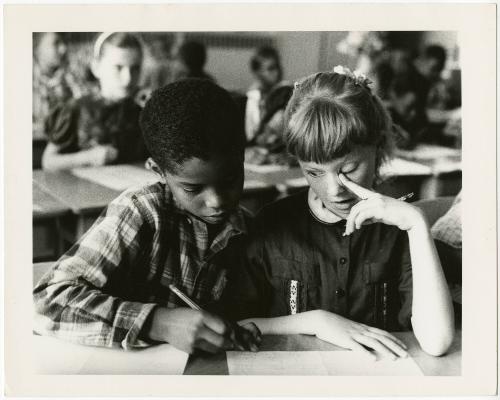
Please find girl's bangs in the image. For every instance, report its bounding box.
[287,100,369,163]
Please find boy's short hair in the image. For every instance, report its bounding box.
[94,32,143,60]
[250,46,281,72]
[284,72,394,172]
[140,79,245,173]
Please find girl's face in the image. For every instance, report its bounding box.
[299,146,377,219]
[93,45,142,101]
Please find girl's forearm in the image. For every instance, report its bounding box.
[240,310,322,336]
[407,218,455,355]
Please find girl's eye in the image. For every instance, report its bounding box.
[306,170,325,178]
[341,164,358,175]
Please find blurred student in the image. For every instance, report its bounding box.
[33,32,83,140]
[387,76,429,149]
[41,32,148,171]
[170,40,214,82]
[34,79,260,354]
[245,46,283,142]
[245,83,295,166]
[222,67,454,358]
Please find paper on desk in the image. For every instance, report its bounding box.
[227,350,423,376]
[33,335,189,375]
[72,165,160,191]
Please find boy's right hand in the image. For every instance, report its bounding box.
[313,310,408,360]
[147,307,260,354]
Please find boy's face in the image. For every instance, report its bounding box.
[163,155,244,224]
[256,58,281,89]
[93,45,142,101]
[299,146,377,219]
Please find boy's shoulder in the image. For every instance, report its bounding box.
[111,181,171,218]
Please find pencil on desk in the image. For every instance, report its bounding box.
[168,284,202,311]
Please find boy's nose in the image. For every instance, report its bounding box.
[204,189,224,210]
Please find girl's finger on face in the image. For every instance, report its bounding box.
[363,331,408,358]
[338,173,376,200]
[354,209,378,230]
[353,334,398,361]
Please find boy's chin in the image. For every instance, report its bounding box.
[200,212,230,225]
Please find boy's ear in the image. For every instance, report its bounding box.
[146,158,166,182]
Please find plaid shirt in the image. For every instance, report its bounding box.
[33,182,249,350]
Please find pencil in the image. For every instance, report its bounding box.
[168,284,202,311]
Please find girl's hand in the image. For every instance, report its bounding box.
[338,173,426,234]
[314,310,408,360]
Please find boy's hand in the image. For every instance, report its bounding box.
[338,173,426,234]
[314,310,408,360]
[147,307,234,354]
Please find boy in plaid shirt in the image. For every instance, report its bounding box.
[33,79,260,354]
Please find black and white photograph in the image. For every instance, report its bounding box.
[3,3,497,398]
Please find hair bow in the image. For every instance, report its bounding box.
[332,65,372,87]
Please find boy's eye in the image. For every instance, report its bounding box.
[306,170,325,178]
[182,186,202,194]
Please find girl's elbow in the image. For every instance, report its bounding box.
[420,329,455,356]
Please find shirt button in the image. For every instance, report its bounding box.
[340,257,347,265]
[336,288,345,298]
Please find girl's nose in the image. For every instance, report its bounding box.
[326,174,347,197]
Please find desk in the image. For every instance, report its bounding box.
[185,331,461,376]
[33,331,460,376]
[33,182,70,261]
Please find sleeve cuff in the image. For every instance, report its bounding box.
[118,302,158,350]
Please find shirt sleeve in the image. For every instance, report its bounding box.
[33,191,158,350]
[396,231,413,330]
[44,99,80,153]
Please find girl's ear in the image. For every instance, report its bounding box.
[145,158,166,183]
[90,59,101,80]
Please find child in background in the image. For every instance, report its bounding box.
[42,32,148,171]
[170,40,215,82]
[34,79,260,354]
[33,32,84,140]
[245,46,283,143]
[387,76,429,149]
[245,83,296,166]
[221,67,454,358]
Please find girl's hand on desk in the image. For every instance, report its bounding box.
[338,173,426,235]
[314,310,408,360]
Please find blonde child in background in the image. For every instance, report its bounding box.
[42,32,148,171]
[222,66,454,358]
